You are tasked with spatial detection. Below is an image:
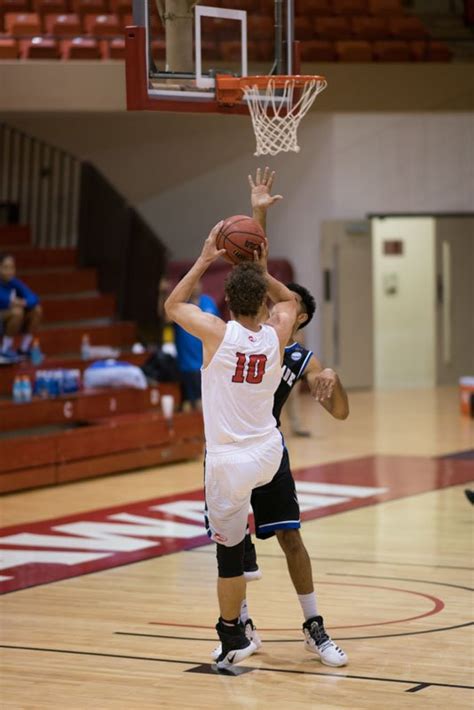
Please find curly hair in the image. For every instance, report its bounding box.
[225,262,267,317]
[286,282,317,329]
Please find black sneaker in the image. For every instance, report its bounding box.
[243,534,262,582]
[465,489,474,505]
[211,617,262,661]
[302,615,348,667]
[215,619,257,669]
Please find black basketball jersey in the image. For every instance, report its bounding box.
[273,342,313,427]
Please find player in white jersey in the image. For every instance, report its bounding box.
[165,222,298,670]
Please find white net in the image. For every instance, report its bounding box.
[243,77,327,157]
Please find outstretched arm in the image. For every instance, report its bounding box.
[164,223,227,363]
[304,356,349,420]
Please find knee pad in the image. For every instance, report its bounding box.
[216,539,245,578]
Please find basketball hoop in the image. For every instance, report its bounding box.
[216,75,327,156]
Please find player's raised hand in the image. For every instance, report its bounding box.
[248,166,283,212]
[311,368,339,402]
[200,221,226,263]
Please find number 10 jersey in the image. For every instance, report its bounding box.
[201,320,282,453]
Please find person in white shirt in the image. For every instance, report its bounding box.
[165,222,297,670]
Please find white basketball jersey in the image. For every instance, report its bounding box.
[201,320,282,452]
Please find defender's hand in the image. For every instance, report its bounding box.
[311,369,339,402]
[249,167,283,212]
[199,221,226,264]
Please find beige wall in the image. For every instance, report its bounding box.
[2,110,473,357]
[372,217,437,389]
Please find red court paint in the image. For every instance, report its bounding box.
[1,455,472,594]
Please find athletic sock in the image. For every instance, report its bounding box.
[1,336,13,353]
[239,599,249,623]
[298,592,318,621]
[221,617,239,627]
[20,334,33,352]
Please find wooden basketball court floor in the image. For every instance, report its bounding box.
[1,387,473,709]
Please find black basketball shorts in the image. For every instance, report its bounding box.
[250,447,301,540]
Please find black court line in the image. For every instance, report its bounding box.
[325,572,474,593]
[188,548,474,572]
[1,644,473,692]
[115,621,474,643]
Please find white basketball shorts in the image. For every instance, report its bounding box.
[205,429,284,548]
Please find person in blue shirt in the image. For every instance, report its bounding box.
[0,253,42,360]
[174,277,219,410]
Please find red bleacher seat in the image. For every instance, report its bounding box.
[410,40,453,62]
[299,39,336,61]
[5,12,42,36]
[120,12,133,31]
[61,36,101,58]
[313,16,352,39]
[0,38,19,58]
[351,16,390,39]
[219,39,254,61]
[22,36,60,58]
[258,0,274,13]
[107,36,125,59]
[84,13,121,36]
[294,16,314,40]
[247,15,274,40]
[200,39,219,61]
[368,0,403,15]
[373,39,411,61]
[108,0,132,15]
[0,0,30,32]
[71,0,107,20]
[333,0,368,15]
[295,0,333,16]
[45,13,81,35]
[33,0,69,18]
[335,39,373,61]
[388,16,428,39]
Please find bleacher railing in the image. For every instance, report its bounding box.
[0,122,81,248]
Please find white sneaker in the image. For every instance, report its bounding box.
[302,616,348,667]
[244,569,263,582]
[212,618,262,661]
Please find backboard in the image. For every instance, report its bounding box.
[125,0,299,114]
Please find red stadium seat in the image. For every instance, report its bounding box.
[294,16,314,40]
[410,40,453,62]
[22,36,60,58]
[247,15,274,40]
[333,0,368,15]
[5,12,41,36]
[368,0,403,16]
[45,13,81,35]
[108,0,132,15]
[71,0,107,21]
[0,38,19,58]
[0,0,30,33]
[351,16,390,39]
[219,39,262,62]
[388,16,428,40]
[295,0,333,16]
[119,12,133,31]
[335,39,372,61]
[200,40,219,61]
[84,13,121,36]
[107,36,125,59]
[313,16,352,39]
[32,0,68,18]
[61,36,101,58]
[299,39,336,61]
[373,39,411,61]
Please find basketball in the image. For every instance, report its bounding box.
[216,215,266,265]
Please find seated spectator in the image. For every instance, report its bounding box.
[174,276,219,410]
[0,253,42,360]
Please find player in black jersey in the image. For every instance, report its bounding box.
[234,169,349,667]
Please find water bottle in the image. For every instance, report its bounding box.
[30,338,44,366]
[34,370,47,398]
[20,375,32,403]
[63,369,78,394]
[81,334,91,361]
[12,376,23,403]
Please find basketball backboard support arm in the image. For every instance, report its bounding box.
[125,0,300,113]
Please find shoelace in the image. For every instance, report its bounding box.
[309,621,332,652]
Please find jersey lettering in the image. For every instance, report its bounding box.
[282,366,297,387]
[232,352,267,385]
